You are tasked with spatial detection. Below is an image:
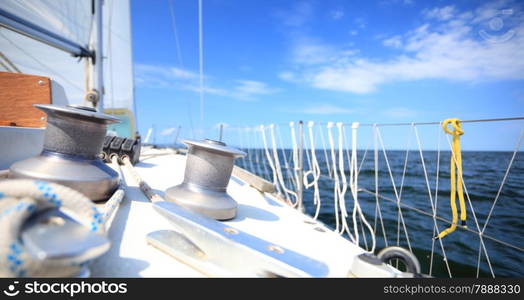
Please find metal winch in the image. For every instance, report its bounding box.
[9,104,121,201]
[165,139,246,220]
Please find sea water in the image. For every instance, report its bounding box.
[237,149,524,277]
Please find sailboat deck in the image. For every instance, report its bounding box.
[90,148,366,277]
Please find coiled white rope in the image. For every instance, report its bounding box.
[0,180,106,277]
[303,121,321,219]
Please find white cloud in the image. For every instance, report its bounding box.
[354,17,367,29]
[274,1,313,27]
[135,63,277,101]
[280,2,524,94]
[349,30,359,36]
[294,104,355,115]
[330,10,344,20]
[383,35,403,48]
[423,5,456,21]
[278,71,297,82]
[380,0,414,6]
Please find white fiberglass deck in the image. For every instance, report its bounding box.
[90,148,367,277]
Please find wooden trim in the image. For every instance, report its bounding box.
[0,72,52,128]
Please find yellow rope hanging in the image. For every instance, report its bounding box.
[436,118,467,240]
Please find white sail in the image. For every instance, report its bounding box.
[0,0,134,112]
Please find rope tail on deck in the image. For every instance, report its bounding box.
[436,118,466,240]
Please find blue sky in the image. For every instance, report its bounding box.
[131,0,524,150]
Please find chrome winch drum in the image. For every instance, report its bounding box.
[9,104,121,201]
[165,139,246,220]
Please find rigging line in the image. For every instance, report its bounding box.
[336,122,352,238]
[316,117,524,127]
[444,134,495,277]
[269,124,298,206]
[358,188,524,254]
[349,122,376,252]
[430,122,444,277]
[0,31,84,92]
[318,124,333,178]
[0,51,21,72]
[168,0,195,138]
[260,125,279,188]
[327,122,342,234]
[376,126,413,252]
[257,128,271,181]
[108,0,115,111]
[397,126,412,258]
[481,129,524,234]
[277,124,296,190]
[373,125,389,247]
[290,122,301,192]
[251,128,264,178]
[237,128,248,170]
[168,0,184,68]
[245,129,256,173]
[413,124,452,278]
[198,0,204,137]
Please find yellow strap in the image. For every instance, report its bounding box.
[436,118,466,240]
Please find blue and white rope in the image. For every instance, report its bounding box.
[0,179,105,277]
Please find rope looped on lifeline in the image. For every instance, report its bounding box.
[436,118,467,240]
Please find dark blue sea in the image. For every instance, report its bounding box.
[235,149,524,278]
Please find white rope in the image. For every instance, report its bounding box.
[244,128,256,173]
[373,125,389,247]
[303,121,322,219]
[394,127,412,266]
[257,128,271,181]
[273,124,299,206]
[276,125,296,191]
[251,127,265,178]
[347,128,370,251]
[260,125,279,192]
[336,122,352,238]
[290,122,301,191]
[327,122,342,234]
[237,128,248,170]
[413,124,452,277]
[0,180,106,277]
[349,122,376,253]
[318,124,333,178]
